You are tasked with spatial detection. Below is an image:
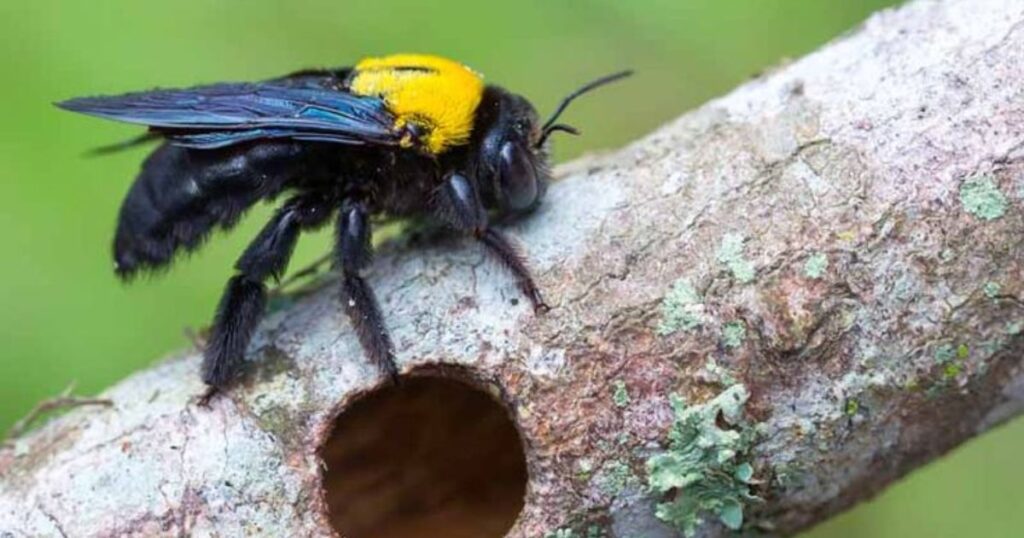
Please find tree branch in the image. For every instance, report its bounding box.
[2,383,112,443]
[3,0,1023,536]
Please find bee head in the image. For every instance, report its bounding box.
[473,89,547,215]
[473,71,632,215]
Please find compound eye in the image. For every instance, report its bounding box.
[498,141,538,211]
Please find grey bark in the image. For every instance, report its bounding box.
[3,0,1024,536]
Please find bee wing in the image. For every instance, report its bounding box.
[57,82,400,149]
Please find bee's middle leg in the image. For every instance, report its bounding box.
[336,199,399,382]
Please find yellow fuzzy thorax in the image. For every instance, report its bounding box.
[348,54,485,155]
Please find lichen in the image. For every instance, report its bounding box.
[645,385,760,537]
[771,461,807,490]
[803,252,829,280]
[836,230,857,242]
[546,524,607,538]
[934,344,956,363]
[596,459,640,496]
[716,233,756,284]
[960,175,1007,221]
[657,279,708,335]
[612,380,631,408]
[926,342,971,395]
[722,321,747,349]
[577,458,595,480]
[984,281,1001,299]
[844,398,860,416]
[704,357,738,386]
[253,405,298,446]
[934,342,968,363]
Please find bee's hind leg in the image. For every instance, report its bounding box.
[435,172,549,313]
[200,193,333,405]
[336,200,399,383]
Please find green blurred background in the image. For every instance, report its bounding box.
[0,1,1020,536]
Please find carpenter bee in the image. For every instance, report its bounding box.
[58,54,630,401]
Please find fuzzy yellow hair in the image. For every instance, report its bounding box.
[349,54,485,155]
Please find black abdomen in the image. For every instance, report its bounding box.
[113,141,305,277]
[113,140,445,278]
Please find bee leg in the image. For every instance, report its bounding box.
[200,193,332,403]
[336,200,399,383]
[436,172,549,313]
[478,228,549,313]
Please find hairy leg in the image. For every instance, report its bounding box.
[200,193,333,402]
[435,172,549,312]
[335,200,398,382]
[477,228,548,312]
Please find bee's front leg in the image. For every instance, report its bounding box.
[435,172,549,313]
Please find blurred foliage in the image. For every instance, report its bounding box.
[0,1,1019,536]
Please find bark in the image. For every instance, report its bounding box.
[3,0,1024,536]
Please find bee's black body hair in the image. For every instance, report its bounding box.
[58,59,630,401]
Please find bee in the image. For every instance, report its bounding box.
[58,53,630,401]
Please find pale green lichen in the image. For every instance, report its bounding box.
[1008,321,1023,335]
[771,461,806,490]
[928,342,970,392]
[803,252,829,280]
[658,279,707,335]
[935,343,969,363]
[545,527,605,538]
[982,338,1005,357]
[722,321,747,349]
[597,460,640,496]
[705,357,738,386]
[612,380,631,408]
[576,458,595,480]
[646,385,760,537]
[717,233,756,284]
[984,281,1001,299]
[934,344,956,363]
[960,175,1007,221]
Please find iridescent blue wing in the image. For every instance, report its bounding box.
[57,81,400,149]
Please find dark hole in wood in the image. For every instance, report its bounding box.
[321,376,527,538]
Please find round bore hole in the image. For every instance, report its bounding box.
[321,376,528,538]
